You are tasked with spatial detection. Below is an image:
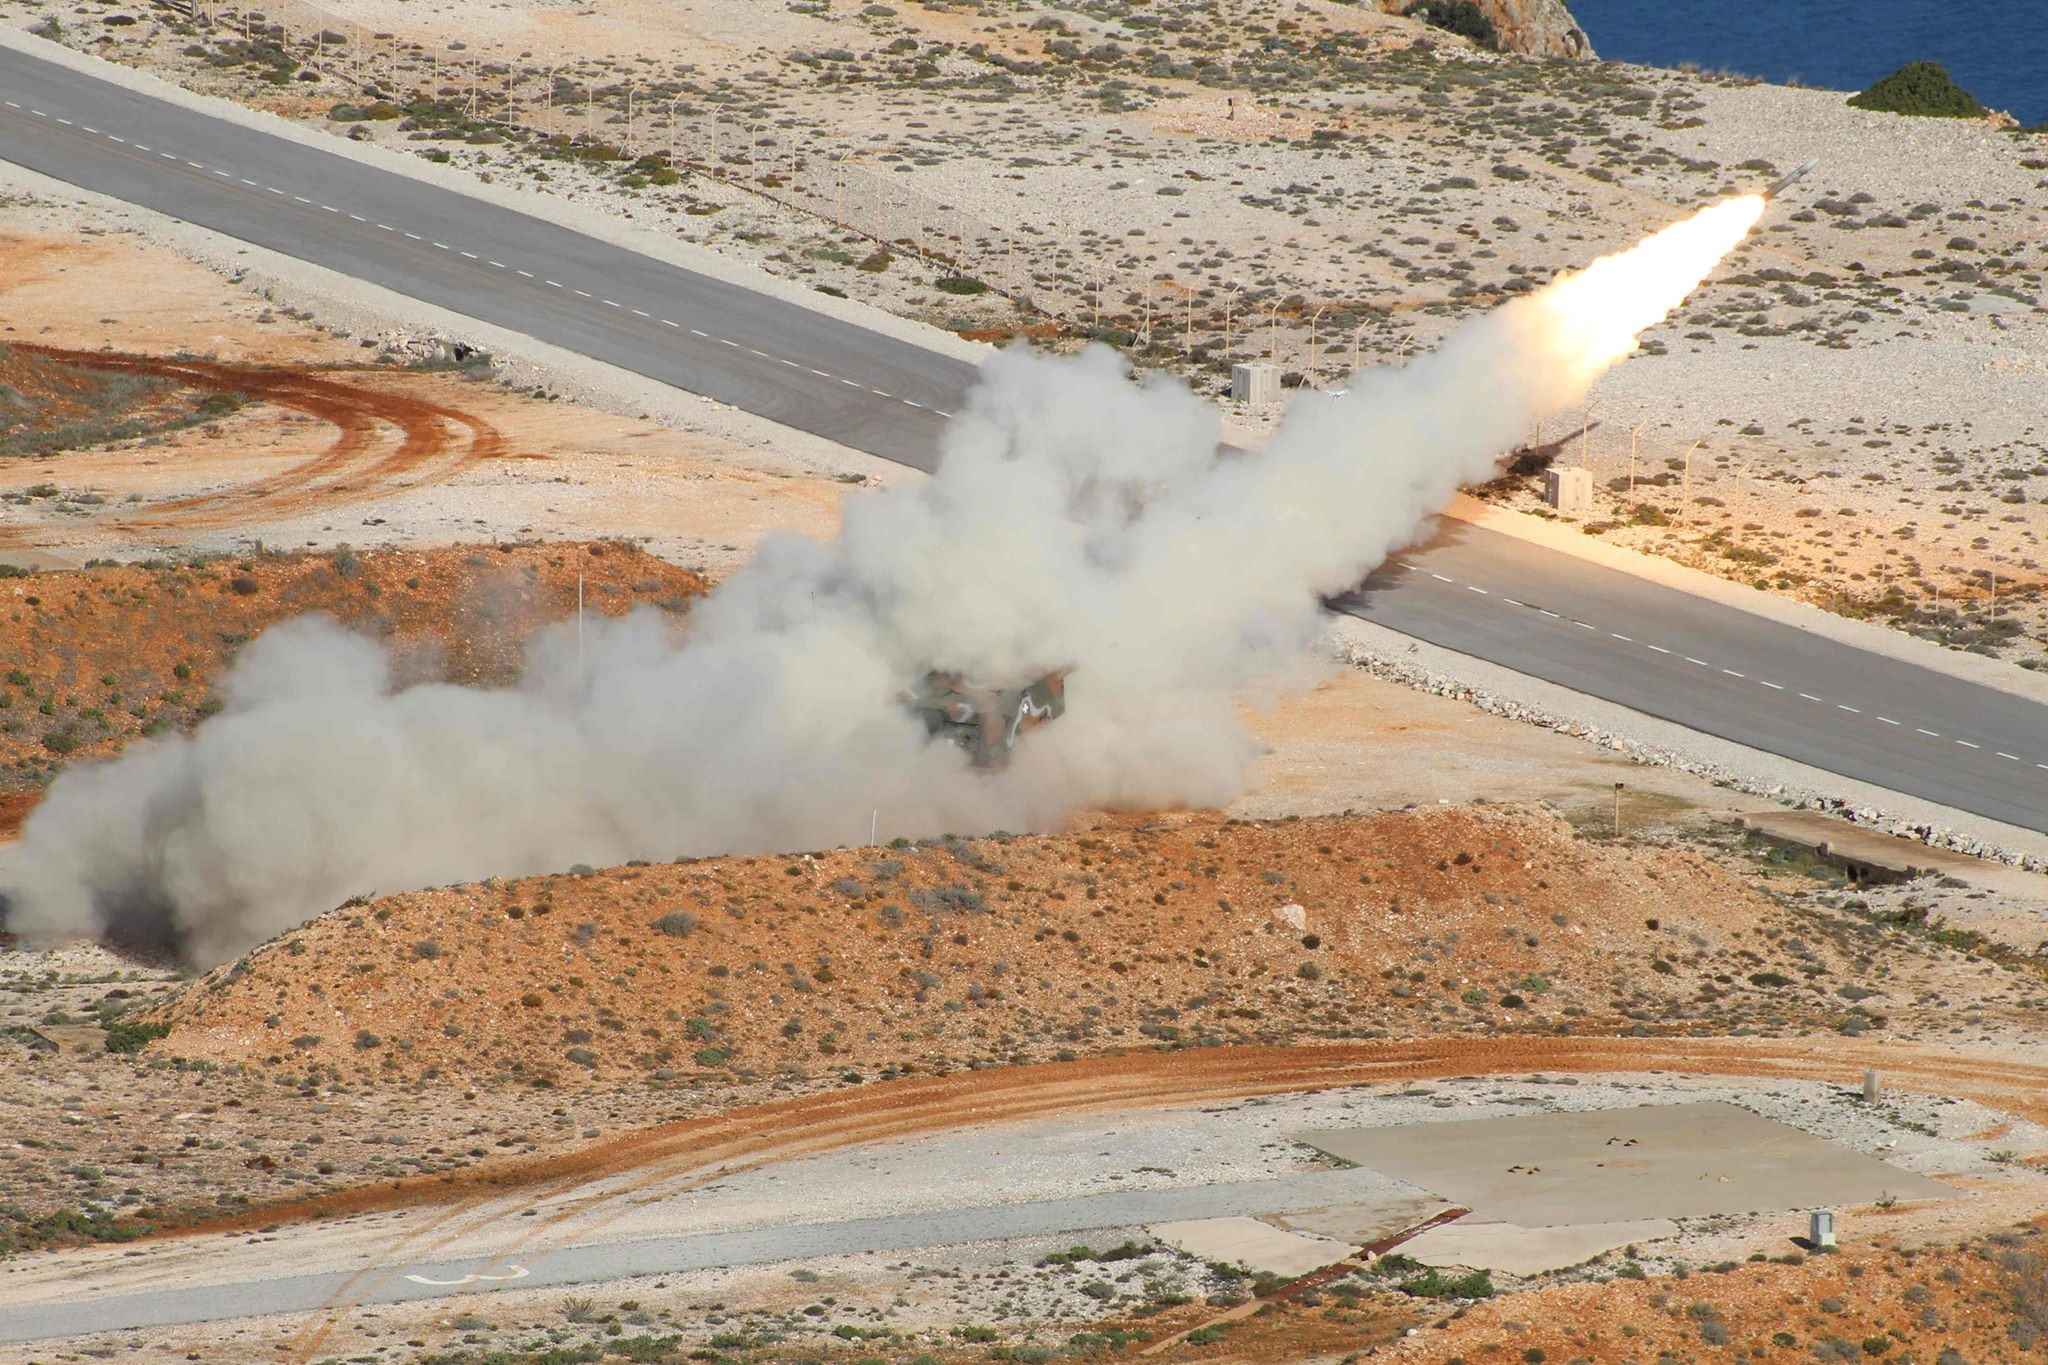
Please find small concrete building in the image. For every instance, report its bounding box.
[1545,464,1594,513]
[1231,362,1281,406]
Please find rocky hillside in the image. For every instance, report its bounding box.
[153,804,2002,1086]
[0,540,706,796]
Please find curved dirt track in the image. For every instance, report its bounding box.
[219,1034,2048,1246]
[0,345,501,538]
[251,1032,2048,1359]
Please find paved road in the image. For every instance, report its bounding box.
[1342,522,2048,831]
[3,39,2045,832]
[0,1167,1394,1341]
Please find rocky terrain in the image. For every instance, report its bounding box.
[153,804,2037,1088]
[4,2,2048,1361]
[0,540,705,797]
[19,0,2043,661]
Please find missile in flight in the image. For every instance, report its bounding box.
[1763,158,1819,199]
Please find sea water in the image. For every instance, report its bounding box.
[1567,0,2047,128]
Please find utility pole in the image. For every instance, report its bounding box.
[1613,782,1624,837]
[1680,438,1701,525]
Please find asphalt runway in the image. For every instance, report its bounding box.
[2,37,2044,836]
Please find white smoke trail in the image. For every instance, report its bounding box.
[0,197,1763,966]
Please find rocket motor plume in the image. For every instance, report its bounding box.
[0,197,1761,965]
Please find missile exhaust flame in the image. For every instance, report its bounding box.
[0,198,1765,965]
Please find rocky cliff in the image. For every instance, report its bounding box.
[1481,0,1595,58]
[1388,0,1597,60]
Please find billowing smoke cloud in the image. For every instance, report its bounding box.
[0,197,1764,965]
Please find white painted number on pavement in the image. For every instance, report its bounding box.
[405,1265,529,1287]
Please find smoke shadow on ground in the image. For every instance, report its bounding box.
[1323,515,1480,613]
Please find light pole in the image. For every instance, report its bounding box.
[1307,303,1331,387]
[669,97,682,167]
[1629,421,1644,493]
[544,64,557,137]
[1350,319,1369,374]
[1223,280,1243,352]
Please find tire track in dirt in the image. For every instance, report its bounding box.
[0,346,503,540]
[204,1035,2048,1361]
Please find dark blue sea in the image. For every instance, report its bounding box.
[1566,1,2048,127]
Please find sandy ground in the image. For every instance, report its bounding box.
[18,0,2043,662]
[4,14,2048,1361]
[0,199,855,571]
[8,1039,2048,1363]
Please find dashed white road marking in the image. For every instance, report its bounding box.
[1396,560,2044,774]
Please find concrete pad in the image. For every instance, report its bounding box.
[1150,1216,1355,1278]
[1268,1195,1454,1245]
[1736,809,2048,898]
[1398,1217,1678,1277]
[1297,1102,1955,1226]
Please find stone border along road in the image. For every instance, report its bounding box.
[1,32,2045,843]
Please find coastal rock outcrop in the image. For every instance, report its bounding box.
[1388,0,1596,59]
[1479,0,1595,58]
